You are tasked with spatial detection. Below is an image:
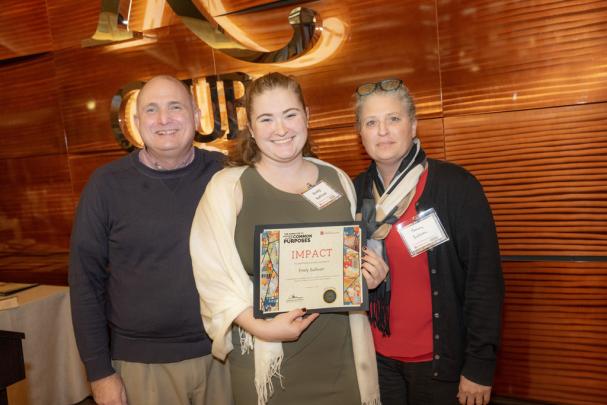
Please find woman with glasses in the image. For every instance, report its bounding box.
[189,72,384,405]
[353,79,504,405]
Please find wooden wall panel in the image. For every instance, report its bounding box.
[212,0,443,128]
[494,261,607,405]
[417,119,446,162]
[438,0,607,115]
[129,0,179,32]
[46,0,105,51]
[0,54,66,159]
[201,0,271,15]
[0,0,53,59]
[0,0,606,403]
[0,251,68,285]
[209,1,295,52]
[53,24,216,154]
[310,125,370,179]
[0,155,74,253]
[444,103,607,257]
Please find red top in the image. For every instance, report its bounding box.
[372,169,433,362]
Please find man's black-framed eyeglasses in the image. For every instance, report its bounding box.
[356,79,403,96]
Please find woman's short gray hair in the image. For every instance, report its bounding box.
[354,83,416,131]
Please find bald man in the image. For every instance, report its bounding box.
[69,76,232,405]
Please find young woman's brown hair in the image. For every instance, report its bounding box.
[229,72,316,166]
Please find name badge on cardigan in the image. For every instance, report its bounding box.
[395,208,449,257]
[302,180,342,209]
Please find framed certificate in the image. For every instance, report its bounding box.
[253,221,367,318]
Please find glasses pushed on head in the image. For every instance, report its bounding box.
[356,79,403,97]
[354,78,416,130]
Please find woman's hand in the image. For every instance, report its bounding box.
[234,307,319,342]
[362,247,389,289]
[265,308,320,342]
[457,375,492,405]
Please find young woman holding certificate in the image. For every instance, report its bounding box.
[189,72,386,405]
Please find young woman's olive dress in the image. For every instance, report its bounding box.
[231,165,361,405]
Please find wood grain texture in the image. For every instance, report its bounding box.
[53,24,216,154]
[0,155,74,254]
[444,103,607,257]
[494,261,607,405]
[0,1,606,403]
[211,0,443,127]
[46,0,101,51]
[0,0,54,59]
[129,0,180,32]
[438,0,607,115]
[201,0,272,16]
[0,54,67,159]
[0,251,68,285]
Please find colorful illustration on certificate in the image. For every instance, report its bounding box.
[260,230,281,312]
[342,225,362,305]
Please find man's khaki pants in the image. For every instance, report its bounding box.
[112,355,233,405]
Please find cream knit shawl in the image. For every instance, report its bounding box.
[190,158,380,405]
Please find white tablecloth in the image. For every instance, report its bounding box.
[0,285,90,405]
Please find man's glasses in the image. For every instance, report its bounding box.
[356,79,403,96]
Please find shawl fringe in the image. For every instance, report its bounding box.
[254,352,284,405]
[239,327,254,354]
[368,290,391,336]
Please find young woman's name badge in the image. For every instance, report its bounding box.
[302,180,342,209]
[395,208,449,257]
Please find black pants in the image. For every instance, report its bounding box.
[377,353,459,405]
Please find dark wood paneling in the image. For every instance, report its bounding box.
[310,125,371,178]
[444,103,607,257]
[0,0,53,59]
[0,155,74,253]
[418,119,446,162]
[310,118,445,178]
[208,1,295,52]
[212,0,443,127]
[201,0,271,15]
[494,261,607,405]
[439,0,607,115]
[46,0,103,51]
[0,54,66,159]
[0,251,68,285]
[53,24,216,154]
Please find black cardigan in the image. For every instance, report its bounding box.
[355,158,504,386]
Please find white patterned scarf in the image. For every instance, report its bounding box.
[356,139,427,335]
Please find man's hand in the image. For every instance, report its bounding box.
[91,373,128,405]
[457,375,492,405]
